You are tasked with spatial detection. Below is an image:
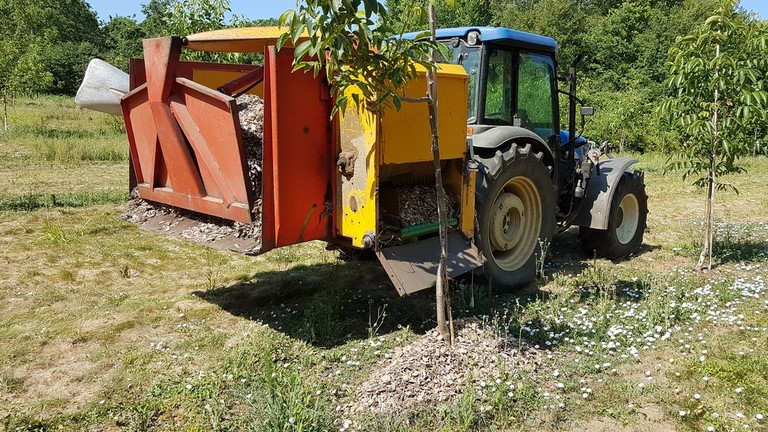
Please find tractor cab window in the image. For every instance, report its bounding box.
[443,40,481,122]
[517,52,556,141]
[484,49,514,124]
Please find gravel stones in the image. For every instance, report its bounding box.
[345,318,540,416]
[121,188,263,254]
[120,93,266,254]
[397,184,457,227]
[237,94,264,201]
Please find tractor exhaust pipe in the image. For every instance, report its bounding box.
[567,54,582,161]
[75,59,129,116]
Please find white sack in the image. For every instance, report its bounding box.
[75,59,130,116]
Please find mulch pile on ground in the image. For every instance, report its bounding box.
[120,94,265,254]
[344,317,541,416]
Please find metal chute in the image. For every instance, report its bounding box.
[183,27,308,53]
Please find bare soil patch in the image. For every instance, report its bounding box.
[3,340,106,415]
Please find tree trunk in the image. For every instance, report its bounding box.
[620,130,625,156]
[3,92,8,132]
[697,151,716,270]
[427,3,451,344]
[755,127,759,157]
[697,43,720,271]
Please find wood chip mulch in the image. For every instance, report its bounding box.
[345,317,541,416]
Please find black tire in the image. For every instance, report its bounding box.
[579,172,648,259]
[475,143,556,289]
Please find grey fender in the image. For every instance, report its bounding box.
[572,157,638,230]
[470,125,555,162]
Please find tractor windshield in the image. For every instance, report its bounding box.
[481,46,558,142]
[442,41,481,123]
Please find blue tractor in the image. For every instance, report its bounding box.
[426,27,648,287]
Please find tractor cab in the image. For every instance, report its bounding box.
[439,27,560,140]
[427,27,597,226]
[403,27,647,285]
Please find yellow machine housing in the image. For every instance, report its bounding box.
[338,64,474,248]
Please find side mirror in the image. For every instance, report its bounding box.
[581,106,595,117]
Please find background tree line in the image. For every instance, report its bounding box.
[0,0,276,97]
[1,0,765,155]
[387,0,767,154]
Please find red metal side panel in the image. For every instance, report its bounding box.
[264,47,333,247]
[170,78,251,207]
[122,85,153,186]
[260,52,277,252]
[121,38,253,223]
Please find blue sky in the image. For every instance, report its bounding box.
[87,0,767,23]
[87,0,299,21]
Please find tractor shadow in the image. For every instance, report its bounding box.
[549,226,661,267]
[193,256,440,348]
[195,228,661,349]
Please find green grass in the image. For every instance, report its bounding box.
[0,96,767,431]
[0,96,128,164]
[0,190,128,212]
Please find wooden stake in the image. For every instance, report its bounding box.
[697,43,720,271]
[427,2,451,343]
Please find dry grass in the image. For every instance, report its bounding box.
[0,97,766,431]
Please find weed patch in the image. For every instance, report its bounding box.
[258,353,333,431]
[0,190,127,212]
[674,220,768,263]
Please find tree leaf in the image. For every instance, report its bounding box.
[294,40,312,59]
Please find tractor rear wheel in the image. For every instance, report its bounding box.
[476,144,555,289]
[579,172,647,259]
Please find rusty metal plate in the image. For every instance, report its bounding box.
[130,212,261,255]
[377,231,484,296]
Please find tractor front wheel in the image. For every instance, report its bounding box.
[476,144,555,289]
[579,172,647,259]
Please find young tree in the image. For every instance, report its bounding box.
[0,2,55,130]
[166,0,231,37]
[424,0,456,343]
[0,43,53,131]
[278,1,437,116]
[385,0,489,31]
[17,0,102,94]
[162,0,260,63]
[660,0,768,269]
[279,0,456,342]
